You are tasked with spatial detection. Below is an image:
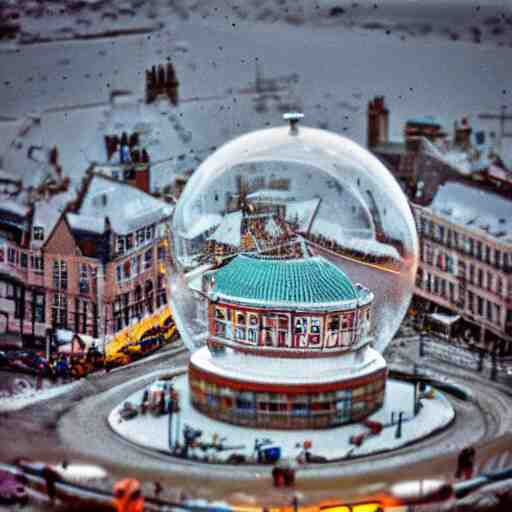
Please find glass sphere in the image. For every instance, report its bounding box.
[171,117,418,354]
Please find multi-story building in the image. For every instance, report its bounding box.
[411,182,512,355]
[0,171,173,351]
[367,96,512,355]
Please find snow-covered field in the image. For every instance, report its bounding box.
[109,374,454,462]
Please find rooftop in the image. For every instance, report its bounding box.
[406,116,442,128]
[430,181,512,242]
[212,254,370,309]
[78,174,173,235]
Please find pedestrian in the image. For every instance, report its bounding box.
[153,481,163,499]
[113,479,144,512]
[41,465,60,504]
[456,446,475,480]
[36,364,44,390]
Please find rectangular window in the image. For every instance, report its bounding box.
[31,255,43,272]
[156,275,167,307]
[123,259,131,280]
[122,293,130,326]
[7,247,16,264]
[126,234,134,251]
[33,226,45,241]
[52,260,68,290]
[113,298,122,332]
[496,249,502,269]
[116,265,122,283]
[116,237,125,255]
[79,264,89,293]
[477,296,484,317]
[485,245,491,264]
[20,253,27,268]
[476,241,483,261]
[468,291,474,313]
[495,304,501,327]
[136,229,145,245]
[131,255,139,276]
[34,292,45,323]
[477,268,483,287]
[52,293,67,328]
[487,271,493,291]
[497,277,503,296]
[144,248,153,270]
[158,245,166,261]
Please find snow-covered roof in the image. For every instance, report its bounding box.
[0,199,30,217]
[246,188,295,202]
[310,217,399,260]
[181,213,222,240]
[78,175,173,235]
[67,212,106,235]
[0,168,21,182]
[429,312,461,325]
[431,182,512,242]
[285,198,320,232]
[207,211,242,247]
[31,188,78,249]
[407,116,442,127]
[191,345,386,386]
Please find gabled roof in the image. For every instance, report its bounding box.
[207,211,243,247]
[77,173,173,235]
[212,254,364,309]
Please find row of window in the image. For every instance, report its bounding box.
[421,247,508,298]
[112,278,167,332]
[417,215,512,271]
[418,269,506,328]
[2,246,44,272]
[212,306,370,349]
[190,376,385,421]
[0,281,45,322]
[115,225,156,256]
[51,294,99,336]
[115,246,166,283]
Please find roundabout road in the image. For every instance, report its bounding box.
[2,340,512,505]
[55,346,512,504]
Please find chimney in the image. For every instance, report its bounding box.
[454,117,472,150]
[367,96,389,149]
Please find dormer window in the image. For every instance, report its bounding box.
[33,226,45,241]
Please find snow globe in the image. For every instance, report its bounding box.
[171,113,418,355]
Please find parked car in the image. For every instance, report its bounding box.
[6,350,51,377]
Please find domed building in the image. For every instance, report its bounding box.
[188,253,387,430]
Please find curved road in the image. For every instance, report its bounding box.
[2,340,512,506]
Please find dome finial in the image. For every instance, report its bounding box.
[283,112,304,135]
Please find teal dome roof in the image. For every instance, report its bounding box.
[212,255,362,308]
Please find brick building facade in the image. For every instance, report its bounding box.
[367,96,512,355]
[0,173,173,350]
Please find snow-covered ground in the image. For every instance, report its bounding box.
[109,374,454,463]
[0,379,80,412]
